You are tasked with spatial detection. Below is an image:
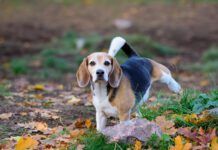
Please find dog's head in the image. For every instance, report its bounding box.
[76,52,122,88]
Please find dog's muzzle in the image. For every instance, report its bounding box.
[96,69,105,80]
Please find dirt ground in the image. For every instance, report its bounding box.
[0,2,218,141]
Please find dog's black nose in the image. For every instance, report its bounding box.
[96,69,104,75]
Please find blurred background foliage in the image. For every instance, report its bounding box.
[0,0,217,89]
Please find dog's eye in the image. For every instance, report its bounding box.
[104,61,110,66]
[89,61,96,66]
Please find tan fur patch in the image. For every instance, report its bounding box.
[148,59,171,82]
[109,75,135,121]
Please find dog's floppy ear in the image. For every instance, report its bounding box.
[76,58,90,87]
[109,58,122,88]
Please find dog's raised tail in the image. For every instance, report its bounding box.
[108,37,138,57]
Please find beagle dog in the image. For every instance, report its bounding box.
[76,37,181,132]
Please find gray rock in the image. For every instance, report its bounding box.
[102,118,162,142]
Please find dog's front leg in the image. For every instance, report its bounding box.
[96,111,107,132]
[119,111,130,123]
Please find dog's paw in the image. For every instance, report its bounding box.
[168,80,181,93]
[96,127,104,132]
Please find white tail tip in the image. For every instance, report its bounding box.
[108,37,126,57]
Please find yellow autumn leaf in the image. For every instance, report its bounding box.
[174,136,183,150]
[183,143,192,150]
[170,136,192,150]
[34,94,44,100]
[34,84,44,91]
[85,119,92,128]
[184,114,198,124]
[134,140,142,150]
[15,136,38,150]
[211,136,218,150]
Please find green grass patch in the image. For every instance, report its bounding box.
[145,134,173,150]
[139,89,218,128]
[0,84,11,96]
[42,56,71,72]
[202,47,218,62]
[79,130,130,150]
[10,59,28,75]
[0,125,11,140]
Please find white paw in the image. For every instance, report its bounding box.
[169,80,181,93]
[96,127,104,132]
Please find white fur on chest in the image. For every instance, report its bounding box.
[92,82,118,117]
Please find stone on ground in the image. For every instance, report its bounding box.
[102,118,162,142]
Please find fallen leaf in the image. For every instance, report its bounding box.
[211,136,218,150]
[30,108,59,119]
[174,136,183,150]
[34,84,45,91]
[178,127,216,145]
[70,129,85,138]
[177,127,197,140]
[76,144,85,150]
[20,112,27,116]
[67,95,81,105]
[17,121,48,132]
[170,136,192,150]
[15,136,38,150]
[85,119,92,128]
[155,116,177,135]
[0,113,12,120]
[183,143,192,150]
[23,101,39,107]
[198,127,204,135]
[184,114,198,124]
[134,140,142,150]
[35,94,44,100]
[35,122,48,132]
[74,118,85,128]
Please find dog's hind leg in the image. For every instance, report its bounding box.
[149,59,181,93]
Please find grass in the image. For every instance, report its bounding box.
[139,89,218,128]
[79,131,130,150]
[202,47,218,62]
[70,89,217,149]
[145,134,173,150]
[45,128,130,149]
[10,59,28,75]
[0,125,11,139]
[0,83,11,96]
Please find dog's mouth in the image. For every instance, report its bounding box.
[96,77,105,81]
[95,76,107,82]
